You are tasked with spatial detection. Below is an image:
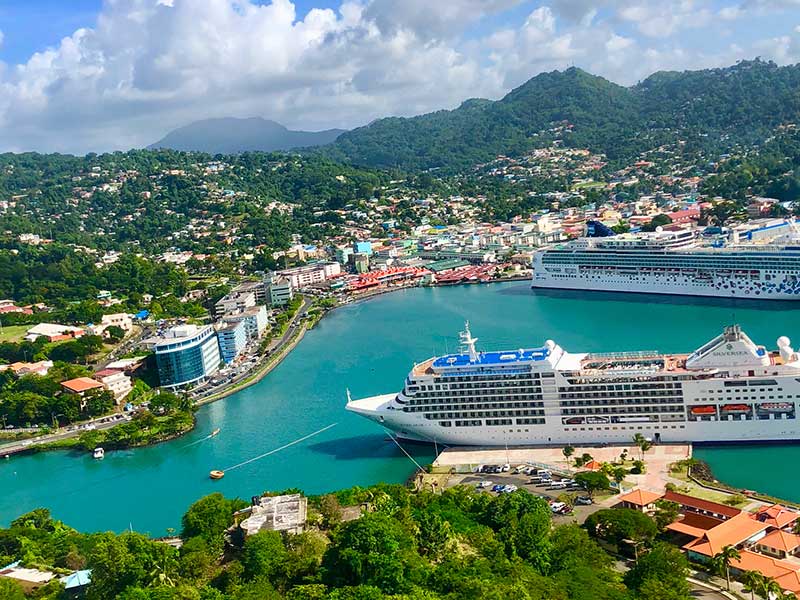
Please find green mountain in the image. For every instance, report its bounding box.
[149,117,345,154]
[326,59,800,171]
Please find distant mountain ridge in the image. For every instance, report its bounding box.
[323,59,800,171]
[148,117,345,154]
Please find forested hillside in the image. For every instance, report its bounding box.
[326,59,800,171]
[0,484,689,600]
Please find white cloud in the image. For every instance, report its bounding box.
[617,1,713,38]
[719,5,742,19]
[1,0,800,154]
[362,0,522,40]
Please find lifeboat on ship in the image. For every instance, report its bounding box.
[690,406,717,415]
[721,404,750,414]
[758,403,794,413]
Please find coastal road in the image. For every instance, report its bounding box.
[0,414,132,456]
[190,296,312,402]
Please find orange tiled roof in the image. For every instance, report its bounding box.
[665,510,724,538]
[731,550,800,593]
[617,488,663,507]
[684,513,771,557]
[663,490,742,518]
[758,529,800,553]
[751,504,800,529]
[666,520,709,538]
[61,377,104,393]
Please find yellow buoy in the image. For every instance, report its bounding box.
[209,470,225,480]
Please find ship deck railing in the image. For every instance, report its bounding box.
[437,367,532,378]
[585,350,660,360]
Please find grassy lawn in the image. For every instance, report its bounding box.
[572,181,606,191]
[669,468,749,508]
[0,324,29,342]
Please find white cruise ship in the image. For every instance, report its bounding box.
[531,224,800,300]
[347,323,800,446]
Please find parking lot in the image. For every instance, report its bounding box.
[458,464,611,523]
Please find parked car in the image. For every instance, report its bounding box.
[500,463,510,472]
[502,484,518,493]
[492,484,504,492]
[575,496,593,506]
[476,481,493,489]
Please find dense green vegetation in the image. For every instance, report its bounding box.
[0,244,206,319]
[0,361,115,428]
[0,484,694,600]
[0,150,393,256]
[701,125,800,203]
[327,60,800,171]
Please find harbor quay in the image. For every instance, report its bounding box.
[431,443,691,492]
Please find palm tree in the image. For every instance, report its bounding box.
[711,545,741,591]
[632,433,647,460]
[741,570,763,600]
[759,576,783,600]
[562,445,575,468]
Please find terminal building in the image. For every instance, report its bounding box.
[149,324,221,388]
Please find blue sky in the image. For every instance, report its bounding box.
[0,0,799,153]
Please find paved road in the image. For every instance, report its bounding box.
[689,584,728,599]
[459,470,606,523]
[0,414,132,456]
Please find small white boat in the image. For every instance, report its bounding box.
[93,447,105,459]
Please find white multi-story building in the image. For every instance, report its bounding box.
[101,313,133,332]
[93,369,133,404]
[215,291,257,318]
[222,305,269,340]
[267,276,293,307]
[278,262,341,289]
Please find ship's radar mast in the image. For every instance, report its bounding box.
[460,321,480,362]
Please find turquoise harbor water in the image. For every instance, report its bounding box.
[2,282,800,533]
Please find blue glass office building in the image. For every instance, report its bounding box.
[153,325,221,388]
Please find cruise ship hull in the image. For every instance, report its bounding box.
[348,394,800,446]
[531,274,799,300]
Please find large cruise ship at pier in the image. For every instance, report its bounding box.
[347,324,800,446]
[531,221,800,299]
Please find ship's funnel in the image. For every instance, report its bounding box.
[778,336,796,362]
